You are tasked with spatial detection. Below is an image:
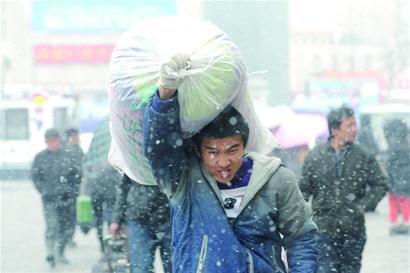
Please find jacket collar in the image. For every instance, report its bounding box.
[238,152,282,215]
[200,152,282,218]
[325,141,353,155]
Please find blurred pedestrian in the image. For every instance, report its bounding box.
[82,117,122,252]
[383,119,410,235]
[63,127,84,247]
[358,114,379,155]
[63,127,84,163]
[358,115,382,213]
[110,174,171,273]
[31,128,82,267]
[85,162,120,252]
[299,105,388,273]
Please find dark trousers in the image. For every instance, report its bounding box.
[91,191,116,252]
[42,196,75,257]
[127,219,172,273]
[316,230,366,273]
[67,196,78,243]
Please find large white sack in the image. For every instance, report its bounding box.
[108,16,277,185]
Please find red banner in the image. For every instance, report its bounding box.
[34,44,114,64]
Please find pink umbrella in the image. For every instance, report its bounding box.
[273,113,328,149]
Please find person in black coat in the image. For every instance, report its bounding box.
[84,162,120,252]
[300,105,388,273]
[31,128,81,267]
[384,119,410,234]
[63,127,84,247]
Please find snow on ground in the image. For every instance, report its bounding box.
[1,181,409,273]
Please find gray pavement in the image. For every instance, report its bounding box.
[361,197,410,273]
[1,181,409,273]
[1,181,100,273]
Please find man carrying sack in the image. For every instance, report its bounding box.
[143,54,318,273]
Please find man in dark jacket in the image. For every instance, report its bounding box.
[82,118,122,252]
[143,54,317,273]
[300,105,388,273]
[31,128,82,267]
[63,127,84,247]
[383,119,410,234]
[110,174,171,273]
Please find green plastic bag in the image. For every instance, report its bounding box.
[76,195,93,226]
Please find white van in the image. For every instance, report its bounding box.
[0,93,75,179]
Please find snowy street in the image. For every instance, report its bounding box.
[1,181,100,273]
[1,181,409,273]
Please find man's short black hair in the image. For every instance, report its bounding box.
[192,105,249,149]
[327,104,355,137]
[44,128,60,140]
[64,127,79,138]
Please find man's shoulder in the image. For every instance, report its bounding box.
[247,151,281,166]
[269,164,297,184]
[35,149,49,158]
[247,152,283,176]
[349,143,372,158]
[253,165,301,203]
[247,152,297,189]
[312,142,329,151]
[304,142,329,160]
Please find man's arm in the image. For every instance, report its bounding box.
[360,153,388,210]
[112,174,130,226]
[286,232,317,273]
[30,154,44,194]
[276,167,318,273]
[143,88,186,196]
[298,153,314,201]
[144,54,190,195]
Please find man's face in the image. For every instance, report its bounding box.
[68,134,80,145]
[332,116,358,145]
[200,135,245,184]
[46,137,61,151]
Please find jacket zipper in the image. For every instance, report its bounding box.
[196,235,208,273]
[247,250,254,273]
[272,246,288,273]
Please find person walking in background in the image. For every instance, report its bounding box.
[299,105,388,273]
[31,128,82,267]
[63,127,84,248]
[81,117,122,252]
[383,119,410,235]
[85,163,120,252]
[110,174,172,273]
[63,127,84,163]
[357,115,379,155]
